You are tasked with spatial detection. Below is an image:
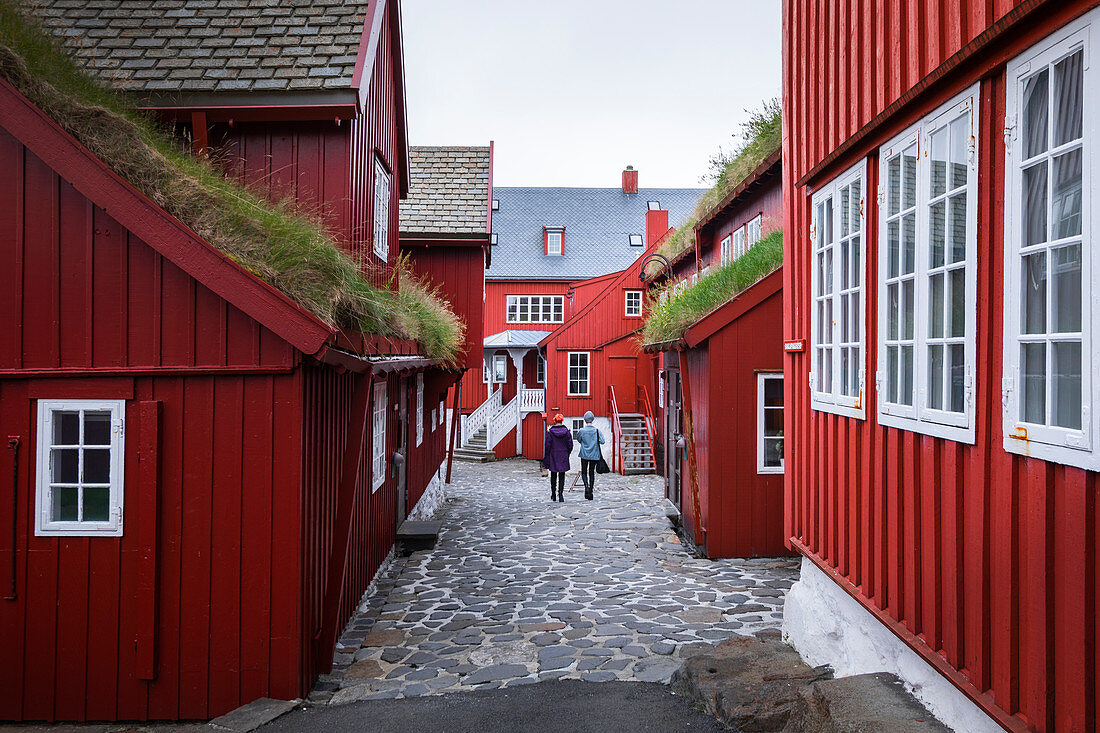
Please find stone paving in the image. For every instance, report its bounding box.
[315,459,800,704]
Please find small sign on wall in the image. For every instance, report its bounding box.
[783,339,806,353]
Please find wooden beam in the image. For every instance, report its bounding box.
[314,374,373,673]
[190,110,208,158]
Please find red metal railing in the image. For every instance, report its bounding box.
[608,385,625,475]
[637,385,658,471]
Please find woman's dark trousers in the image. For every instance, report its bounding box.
[580,459,596,499]
[550,471,565,501]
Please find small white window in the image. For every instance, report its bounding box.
[658,371,665,408]
[1003,15,1098,470]
[373,158,391,261]
[507,295,565,323]
[35,399,125,537]
[747,215,763,247]
[371,383,387,492]
[490,233,498,245]
[568,352,590,396]
[430,409,437,430]
[439,398,446,426]
[625,290,642,317]
[492,199,500,211]
[877,85,979,442]
[732,226,746,259]
[537,352,546,384]
[810,159,867,418]
[720,235,732,265]
[546,229,564,255]
[757,374,784,474]
[493,354,508,383]
[647,200,661,210]
[415,374,424,447]
[483,361,491,383]
[628,234,644,246]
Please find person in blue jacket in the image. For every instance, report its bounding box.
[576,411,605,500]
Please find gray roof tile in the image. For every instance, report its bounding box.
[399,146,491,237]
[487,186,705,281]
[23,0,371,94]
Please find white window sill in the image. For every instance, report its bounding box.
[810,396,865,420]
[878,411,976,445]
[1002,435,1100,472]
[36,523,123,538]
[758,466,784,475]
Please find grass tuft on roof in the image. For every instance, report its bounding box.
[646,99,780,278]
[0,2,464,364]
[643,228,782,345]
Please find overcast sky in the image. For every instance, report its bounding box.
[401,1,782,189]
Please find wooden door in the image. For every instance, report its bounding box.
[665,369,682,508]
[609,357,638,412]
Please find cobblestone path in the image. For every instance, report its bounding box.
[316,459,799,704]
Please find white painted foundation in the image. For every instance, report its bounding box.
[408,467,446,521]
[782,556,1002,733]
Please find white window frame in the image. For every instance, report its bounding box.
[373,158,391,261]
[547,229,564,255]
[506,294,565,324]
[757,374,784,474]
[1003,14,1098,470]
[720,234,732,265]
[747,214,763,247]
[625,290,642,317]
[415,374,424,447]
[371,382,387,492]
[810,159,867,419]
[732,226,746,259]
[568,352,590,396]
[876,84,979,443]
[536,352,546,384]
[658,371,665,408]
[36,399,126,537]
[628,234,644,246]
[439,398,446,426]
[492,354,508,383]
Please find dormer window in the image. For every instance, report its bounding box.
[492,199,500,211]
[544,227,565,256]
[628,234,644,246]
[490,233,498,245]
[647,200,661,210]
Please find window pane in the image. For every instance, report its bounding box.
[850,180,862,231]
[764,377,783,406]
[54,412,79,445]
[902,147,918,208]
[888,346,899,403]
[948,192,968,264]
[840,185,850,237]
[901,345,914,406]
[764,407,784,436]
[902,279,914,340]
[950,268,965,338]
[53,448,78,483]
[1022,252,1047,334]
[841,347,850,392]
[929,201,945,268]
[841,296,849,343]
[84,413,111,446]
[1052,244,1082,333]
[902,213,916,274]
[1052,341,1082,430]
[764,439,783,468]
[929,344,944,410]
[930,127,948,198]
[1022,342,1047,423]
[851,234,861,283]
[888,221,899,278]
[824,299,832,344]
[949,344,966,413]
[83,449,110,484]
[1022,69,1049,159]
[1053,50,1083,147]
[930,273,945,339]
[888,283,899,340]
[949,114,969,189]
[1023,162,1048,247]
[849,347,861,396]
[841,239,850,289]
[52,486,78,522]
[888,156,901,216]
[1053,149,1082,239]
[83,487,110,522]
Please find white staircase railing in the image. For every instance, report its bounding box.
[487,395,520,450]
[520,388,545,414]
[464,389,501,445]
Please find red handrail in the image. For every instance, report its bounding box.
[608,385,625,475]
[638,385,658,471]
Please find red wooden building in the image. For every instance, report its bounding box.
[782,2,1099,731]
[0,0,473,722]
[453,168,703,465]
[642,153,791,558]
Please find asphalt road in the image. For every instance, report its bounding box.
[260,681,725,733]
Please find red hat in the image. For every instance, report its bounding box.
[553,413,565,424]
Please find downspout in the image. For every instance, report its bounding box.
[677,348,705,548]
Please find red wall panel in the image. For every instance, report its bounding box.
[402,241,485,372]
[783,2,1099,730]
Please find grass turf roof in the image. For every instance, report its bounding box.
[645,100,781,279]
[0,2,464,364]
[642,228,782,346]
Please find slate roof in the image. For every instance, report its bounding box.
[399,146,491,237]
[488,187,705,280]
[24,0,370,95]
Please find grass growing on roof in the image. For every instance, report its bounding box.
[643,229,782,345]
[646,100,781,278]
[0,2,464,363]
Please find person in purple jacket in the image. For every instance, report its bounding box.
[542,413,573,502]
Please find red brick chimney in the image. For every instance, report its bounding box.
[622,165,638,194]
[645,208,669,247]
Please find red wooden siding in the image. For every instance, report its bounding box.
[783,1,1099,730]
[699,184,783,269]
[405,369,456,509]
[402,241,486,372]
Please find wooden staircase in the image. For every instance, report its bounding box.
[617,413,656,474]
[453,426,495,462]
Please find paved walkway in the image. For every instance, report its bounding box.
[316,459,799,704]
